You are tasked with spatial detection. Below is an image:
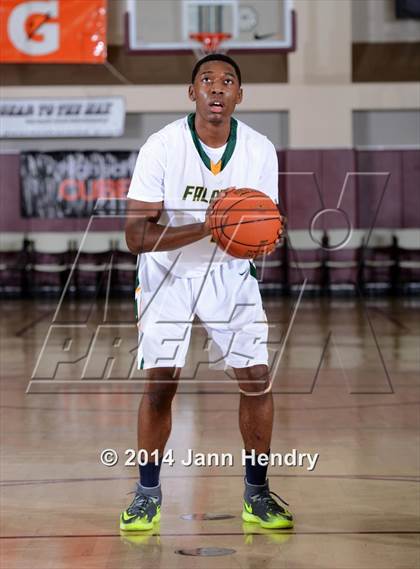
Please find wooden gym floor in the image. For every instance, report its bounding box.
[1,296,419,569]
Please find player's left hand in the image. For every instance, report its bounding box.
[252,219,286,259]
[252,243,277,260]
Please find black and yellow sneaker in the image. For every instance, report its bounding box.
[242,479,294,529]
[242,522,292,545]
[120,528,161,547]
[120,483,161,532]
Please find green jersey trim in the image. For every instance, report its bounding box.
[249,261,258,279]
[134,272,140,320]
[187,113,237,174]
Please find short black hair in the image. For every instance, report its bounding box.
[191,53,242,85]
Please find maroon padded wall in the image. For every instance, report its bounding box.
[356,151,403,229]
[276,150,286,212]
[283,150,324,230]
[401,150,420,228]
[321,150,357,228]
[283,150,357,231]
[1,149,418,233]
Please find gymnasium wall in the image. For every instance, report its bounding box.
[353,111,420,148]
[0,153,124,234]
[2,0,419,86]
[283,149,420,230]
[1,0,419,241]
[351,0,420,82]
[2,108,419,154]
[1,149,418,234]
[2,1,419,148]
[352,0,420,42]
[0,112,289,152]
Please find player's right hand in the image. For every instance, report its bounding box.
[215,186,236,202]
[204,186,236,232]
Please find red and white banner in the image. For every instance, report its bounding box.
[21,151,137,218]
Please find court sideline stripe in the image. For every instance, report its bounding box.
[1,530,419,540]
[2,401,419,412]
[1,474,419,487]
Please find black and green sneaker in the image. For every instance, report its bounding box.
[120,483,161,531]
[242,479,293,529]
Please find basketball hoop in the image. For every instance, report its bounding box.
[190,32,232,59]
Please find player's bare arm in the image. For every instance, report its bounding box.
[125,198,212,254]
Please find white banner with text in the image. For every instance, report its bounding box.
[0,97,125,138]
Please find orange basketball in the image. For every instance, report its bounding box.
[209,188,283,259]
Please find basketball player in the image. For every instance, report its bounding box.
[120,54,293,531]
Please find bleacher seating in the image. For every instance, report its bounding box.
[110,237,137,295]
[254,238,288,294]
[360,230,398,295]
[396,229,420,294]
[0,234,28,297]
[325,230,365,294]
[286,229,327,294]
[1,229,419,298]
[27,233,70,296]
[0,148,418,299]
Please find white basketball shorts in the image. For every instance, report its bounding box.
[135,257,269,370]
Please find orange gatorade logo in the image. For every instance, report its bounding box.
[0,0,106,63]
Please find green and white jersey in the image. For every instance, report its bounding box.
[127,113,279,278]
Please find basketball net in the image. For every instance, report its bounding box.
[190,32,232,59]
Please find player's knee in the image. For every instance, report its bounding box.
[145,369,179,411]
[236,365,271,396]
[147,388,176,411]
[239,381,271,396]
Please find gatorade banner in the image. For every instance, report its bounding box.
[20,151,138,218]
[0,0,106,63]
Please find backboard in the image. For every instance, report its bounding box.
[125,0,296,54]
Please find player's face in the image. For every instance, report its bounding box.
[189,61,243,123]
